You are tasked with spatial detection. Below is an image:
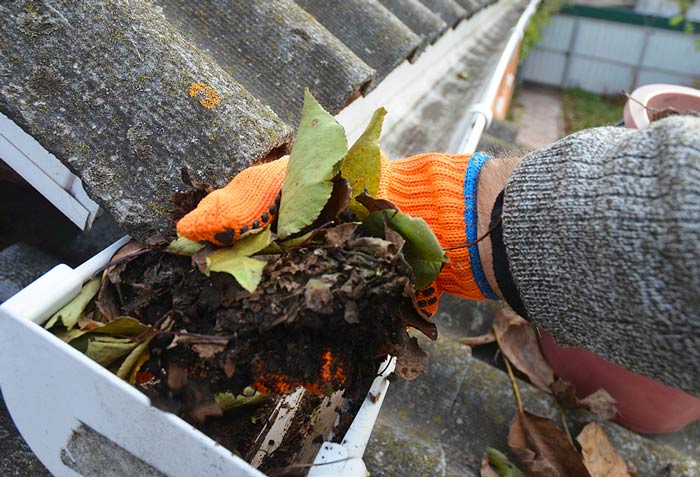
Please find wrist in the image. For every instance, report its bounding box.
[476,154,522,299]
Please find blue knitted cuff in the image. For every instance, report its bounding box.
[464,152,499,300]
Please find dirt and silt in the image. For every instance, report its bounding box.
[95,205,436,472]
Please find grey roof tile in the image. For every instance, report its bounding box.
[294,0,422,86]
[155,0,375,125]
[378,0,448,55]
[454,0,483,17]
[0,1,291,240]
[418,0,468,27]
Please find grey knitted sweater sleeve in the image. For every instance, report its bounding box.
[502,116,700,395]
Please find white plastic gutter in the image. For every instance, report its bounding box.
[457,0,542,154]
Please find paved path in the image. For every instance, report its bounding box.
[514,83,564,148]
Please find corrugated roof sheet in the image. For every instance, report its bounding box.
[418,0,468,27]
[0,0,291,239]
[1,0,507,238]
[155,0,375,125]
[294,0,422,85]
[379,0,448,54]
[455,0,484,17]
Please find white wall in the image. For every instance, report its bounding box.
[521,14,700,93]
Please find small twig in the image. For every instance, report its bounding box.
[298,221,335,248]
[557,403,575,447]
[493,325,523,413]
[443,216,502,251]
[266,456,356,476]
[91,248,151,278]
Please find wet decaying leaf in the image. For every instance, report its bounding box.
[508,410,591,477]
[576,422,631,477]
[92,219,434,424]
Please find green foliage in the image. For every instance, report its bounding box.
[486,448,525,477]
[166,235,205,255]
[277,89,348,239]
[670,0,698,38]
[363,211,448,289]
[561,88,624,134]
[341,107,386,219]
[519,0,562,63]
[45,277,101,330]
[206,226,272,292]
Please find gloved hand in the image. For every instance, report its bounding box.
[177,152,497,315]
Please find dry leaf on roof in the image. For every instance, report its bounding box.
[551,378,618,421]
[493,308,554,392]
[508,410,591,477]
[395,336,428,381]
[576,422,631,477]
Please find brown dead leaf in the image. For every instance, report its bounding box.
[304,275,338,314]
[576,422,630,477]
[552,378,618,420]
[191,402,223,422]
[325,222,359,247]
[355,190,399,213]
[508,410,591,477]
[106,241,146,284]
[191,342,227,359]
[494,308,554,392]
[551,378,579,409]
[580,389,618,421]
[398,281,438,340]
[170,167,216,224]
[223,354,236,378]
[344,301,359,324]
[347,237,396,260]
[395,336,428,380]
[320,175,352,223]
[167,363,188,391]
[95,276,120,322]
[459,330,496,347]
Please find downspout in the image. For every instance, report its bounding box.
[457,0,542,154]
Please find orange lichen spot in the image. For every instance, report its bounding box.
[189,82,221,109]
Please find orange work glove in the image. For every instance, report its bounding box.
[177,153,497,315]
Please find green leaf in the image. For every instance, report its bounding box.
[206,226,272,292]
[85,336,139,367]
[166,235,205,255]
[45,277,101,330]
[277,89,348,239]
[341,107,386,219]
[215,388,269,412]
[670,14,684,26]
[364,211,448,289]
[90,316,150,336]
[116,337,153,383]
[486,448,525,477]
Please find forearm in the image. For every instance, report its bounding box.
[492,116,700,395]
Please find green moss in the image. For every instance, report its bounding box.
[561,88,625,134]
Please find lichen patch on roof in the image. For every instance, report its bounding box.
[156,0,375,125]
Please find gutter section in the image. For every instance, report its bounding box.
[456,0,542,154]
